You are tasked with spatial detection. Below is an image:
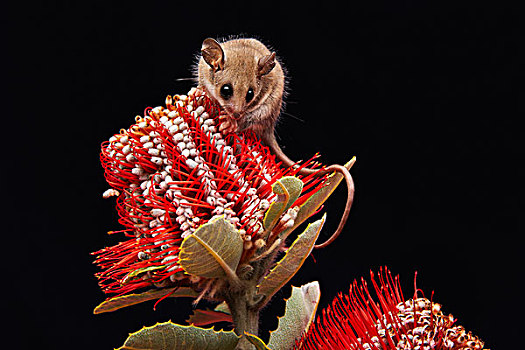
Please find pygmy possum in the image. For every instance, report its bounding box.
[196,37,355,248]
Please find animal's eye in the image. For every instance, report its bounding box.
[246,87,254,102]
[220,84,233,100]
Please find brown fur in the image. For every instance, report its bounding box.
[197,38,284,139]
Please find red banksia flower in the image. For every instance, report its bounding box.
[296,268,487,350]
[93,88,326,297]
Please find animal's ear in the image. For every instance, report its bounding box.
[257,52,276,77]
[201,38,225,72]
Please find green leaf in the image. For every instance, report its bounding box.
[263,176,304,231]
[267,282,321,350]
[280,158,354,240]
[186,308,233,326]
[179,216,243,281]
[93,287,199,314]
[244,333,271,350]
[257,214,326,306]
[214,301,231,314]
[119,321,240,350]
[122,265,164,284]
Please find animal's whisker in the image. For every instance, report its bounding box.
[281,111,305,123]
[175,77,198,82]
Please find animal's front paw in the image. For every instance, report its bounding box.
[218,114,239,135]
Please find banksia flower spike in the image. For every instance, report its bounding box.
[296,267,488,350]
[93,88,327,298]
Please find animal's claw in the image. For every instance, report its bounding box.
[218,114,239,134]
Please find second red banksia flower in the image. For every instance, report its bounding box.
[296,268,487,350]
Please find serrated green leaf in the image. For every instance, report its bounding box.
[267,282,321,350]
[244,333,271,350]
[93,287,199,314]
[214,301,231,315]
[119,321,240,350]
[179,216,243,280]
[263,176,304,231]
[186,308,233,326]
[257,215,325,306]
[280,158,354,240]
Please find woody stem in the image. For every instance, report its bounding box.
[223,255,277,350]
[224,282,260,350]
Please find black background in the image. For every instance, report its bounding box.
[5,1,522,349]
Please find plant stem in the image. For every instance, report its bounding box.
[225,286,260,350]
[223,250,280,349]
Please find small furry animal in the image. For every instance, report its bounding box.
[196,37,354,248]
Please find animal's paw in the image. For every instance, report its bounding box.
[218,114,239,135]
